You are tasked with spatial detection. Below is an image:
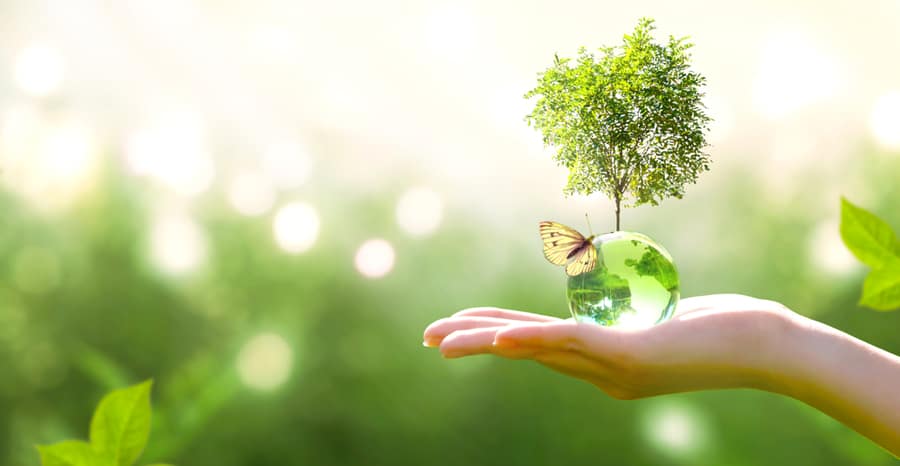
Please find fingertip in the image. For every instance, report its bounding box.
[438,336,463,358]
[423,338,440,348]
[491,335,515,348]
[422,318,448,338]
[435,330,461,356]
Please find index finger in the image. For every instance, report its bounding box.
[453,307,561,322]
[494,320,638,357]
[494,321,588,351]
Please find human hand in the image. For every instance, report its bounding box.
[424,294,900,454]
[423,294,798,399]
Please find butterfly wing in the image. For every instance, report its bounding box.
[539,221,586,266]
[565,242,598,276]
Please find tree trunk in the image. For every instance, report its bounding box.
[614,195,621,231]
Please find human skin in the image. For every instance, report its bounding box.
[422,294,900,457]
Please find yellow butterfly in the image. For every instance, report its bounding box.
[539,221,599,276]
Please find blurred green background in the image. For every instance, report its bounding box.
[2,1,900,465]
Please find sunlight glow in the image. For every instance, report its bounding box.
[227,171,276,217]
[490,85,531,131]
[354,239,395,279]
[14,44,65,97]
[237,333,293,391]
[262,140,313,190]
[249,25,298,64]
[614,309,658,330]
[752,31,841,120]
[149,211,207,274]
[42,122,96,185]
[703,94,734,144]
[0,112,98,209]
[273,202,320,253]
[125,110,215,196]
[809,219,859,275]
[396,187,443,237]
[423,4,476,61]
[869,91,900,150]
[0,106,41,155]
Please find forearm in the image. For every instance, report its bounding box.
[769,314,900,456]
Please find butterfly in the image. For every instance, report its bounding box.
[539,221,599,276]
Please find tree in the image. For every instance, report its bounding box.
[525,18,712,231]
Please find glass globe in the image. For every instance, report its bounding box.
[566,231,679,328]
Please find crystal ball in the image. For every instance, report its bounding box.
[566,231,679,328]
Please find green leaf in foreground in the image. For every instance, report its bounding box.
[89,380,153,466]
[840,197,900,268]
[37,440,108,466]
[38,380,165,466]
[859,261,900,311]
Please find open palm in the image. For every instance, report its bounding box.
[423,294,794,399]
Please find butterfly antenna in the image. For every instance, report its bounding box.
[585,213,594,237]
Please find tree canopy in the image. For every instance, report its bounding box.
[525,18,712,230]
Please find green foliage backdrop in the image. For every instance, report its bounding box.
[1,3,900,466]
[2,148,899,466]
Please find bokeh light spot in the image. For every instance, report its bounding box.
[642,401,709,456]
[42,122,97,187]
[237,333,293,391]
[14,44,65,97]
[752,31,841,120]
[869,91,900,150]
[125,110,215,197]
[0,111,99,210]
[149,212,207,274]
[227,171,276,217]
[273,202,319,253]
[809,219,859,275]
[354,239,395,279]
[396,187,443,237]
[13,247,61,294]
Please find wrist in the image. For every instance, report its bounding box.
[745,309,812,395]
[753,310,900,453]
[754,310,842,401]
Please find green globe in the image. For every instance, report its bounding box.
[566,231,678,328]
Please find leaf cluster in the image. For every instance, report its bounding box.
[840,198,900,311]
[525,17,711,207]
[37,380,171,466]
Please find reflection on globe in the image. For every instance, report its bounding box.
[566,231,678,328]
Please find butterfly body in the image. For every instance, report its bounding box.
[566,236,595,259]
[539,221,600,276]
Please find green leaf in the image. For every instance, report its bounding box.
[90,380,154,466]
[840,197,900,268]
[37,440,108,466]
[859,260,900,311]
